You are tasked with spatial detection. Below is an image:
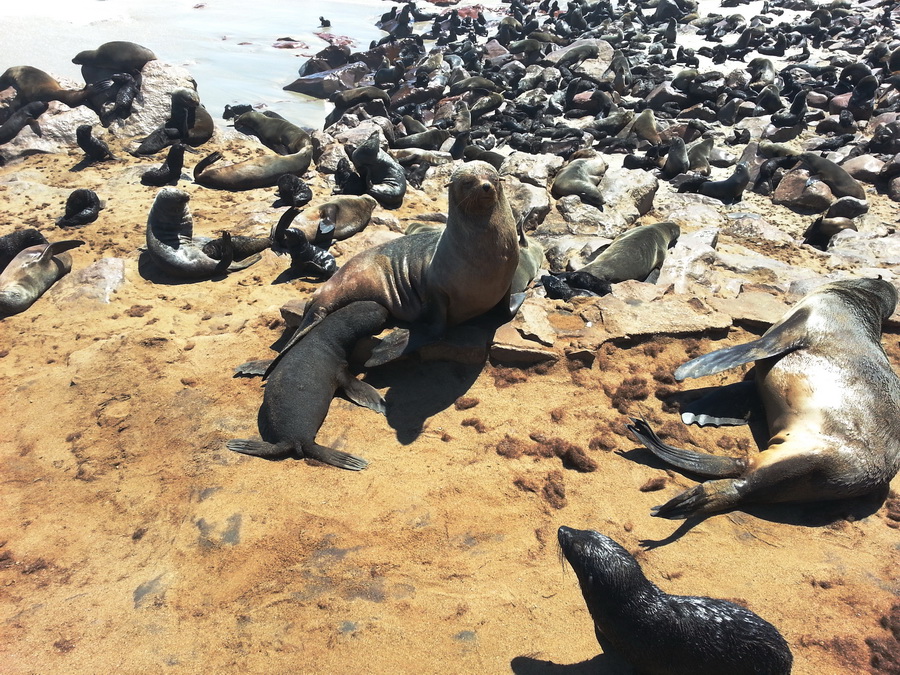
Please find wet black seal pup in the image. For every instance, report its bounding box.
[629,278,900,518]
[228,301,389,470]
[557,526,793,675]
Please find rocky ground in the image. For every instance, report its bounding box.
[1,32,900,675]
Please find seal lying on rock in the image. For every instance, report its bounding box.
[145,188,268,279]
[228,301,389,470]
[0,240,84,315]
[258,160,519,376]
[545,222,680,299]
[0,102,47,145]
[558,526,793,675]
[628,278,900,518]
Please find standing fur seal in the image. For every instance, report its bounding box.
[228,301,389,470]
[75,125,116,164]
[0,240,84,315]
[558,526,793,675]
[145,188,265,279]
[628,278,900,518]
[263,160,519,375]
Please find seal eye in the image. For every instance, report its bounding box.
[480,182,492,193]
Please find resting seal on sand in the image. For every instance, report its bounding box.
[629,278,900,518]
[0,240,84,315]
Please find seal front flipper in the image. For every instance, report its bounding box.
[627,418,748,477]
[303,443,369,471]
[226,439,292,457]
[680,380,760,427]
[338,369,386,414]
[233,359,274,377]
[365,327,413,368]
[42,240,85,258]
[674,307,811,381]
[226,253,261,271]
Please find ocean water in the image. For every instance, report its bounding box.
[0,0,807,130]
[0,0,392,128]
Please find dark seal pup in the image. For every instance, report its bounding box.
[629,278,900,518]
[228,301,389,470]
[56,189,102,228]
[557,526,793,675]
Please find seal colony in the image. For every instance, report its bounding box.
[1,0,900,670]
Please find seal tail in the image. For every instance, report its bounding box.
[304,443,369,471]
[627,418,746,478]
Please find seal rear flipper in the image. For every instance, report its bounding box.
[227,253,261,271]
[233,358,273,377]
[680,381,760,427]
[226,439,293,457]
[651,478,745,519]
[193,151,223,177]
[303,442,368,470]
[339,369,386,414]
[628,418,747,478]
[674,308,811,381]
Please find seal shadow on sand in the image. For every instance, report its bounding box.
[510,651,633,674]
[363,356,483,445]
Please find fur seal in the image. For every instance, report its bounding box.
[557,222,681,293]
[0,66,108,112]
[57,189,102,228]
[134,88,214,155]
[271,208,337,278]
[629,278,900,518]
[145,188,265,278]
[698,161,751,202]
[550,155,608,209]
[141,143,187,187]
[351,131,407,209]
[0,101,47,144]
[228,301,388,470]
[558,526,793,675]
[0,240,84,315]
[232,111,312,156]
[76,125,116,164]
[72,41,156,73]
[0,229,48,271]
[274,174,312,208]
[193,144,312,191]
[266,161,519,374]
[798,152,866,200]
